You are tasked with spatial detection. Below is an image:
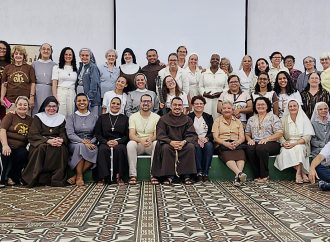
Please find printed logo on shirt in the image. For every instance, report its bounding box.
[10,71,28,83]
[14,123,29,136]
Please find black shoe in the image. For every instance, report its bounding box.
[203,175,210,182]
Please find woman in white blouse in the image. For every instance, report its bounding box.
[185,53,202,98]
[52,47,78,117]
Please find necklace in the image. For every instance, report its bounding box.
[141,112,151,133]
[109,114,119,131]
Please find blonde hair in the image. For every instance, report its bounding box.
[15,96,30,107]
[11,45,28,64]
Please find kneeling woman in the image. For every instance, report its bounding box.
[212,100,246,186]
[66,93,99,186]
[94,97,129,184]
[22,96,68,187]
[274,99,314,183]
[245,96,283,183]
[0,96,33,187]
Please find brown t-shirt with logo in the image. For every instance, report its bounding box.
[0,112,33,149]
[1,63,36,103]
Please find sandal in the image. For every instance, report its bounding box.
[151,177,159,185]
[184,177,193,185]
[76,176,85,186]
[163,177,173,185]
[302,174,310,183]
[128,176,137,185]
[67,176,76,185]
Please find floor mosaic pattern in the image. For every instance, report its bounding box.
[0,181,330,241]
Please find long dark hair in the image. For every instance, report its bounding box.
[304,72,323,92]
[254,72,272,93]
[162,75,181,101]
[273,71,297,95]
[254,58,270,76]
[0,40,11,64]
[58,47,77,72]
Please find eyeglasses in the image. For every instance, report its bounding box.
[304,60,314,64]
[229,80,239,84]
[320,58,329,61]
[46,105,57,108]
[258,78,268,81]
[272,56,282,59]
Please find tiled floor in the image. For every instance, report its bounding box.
[0,181,329,241]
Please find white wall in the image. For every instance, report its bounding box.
[1,0,114,66]
[116,0,246,69]
[248,0,330,71]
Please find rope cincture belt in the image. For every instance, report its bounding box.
[175,150,180,177]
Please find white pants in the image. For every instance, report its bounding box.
[57,87,76,117]
[127,140,157,177]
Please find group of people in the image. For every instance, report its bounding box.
[1,39,330,190]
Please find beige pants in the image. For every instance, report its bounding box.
[57,87,76,117]
[127,140,157,177]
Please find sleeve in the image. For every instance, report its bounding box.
[51,65,59,80]
[65,115,83,143]
[156,118,171,144]
[211,118,219,133]
[206,115,214,141]
[117,116,129,144]
[125,92,133,117]
[28,117,48,147]
[181,93,189,108]
[152,92,160,114]
[272,115,283,133]
[320,142,330,160]
[58,121,68,145]
[0,113,13,130]
[102,92,110,108]
[218,92,225,102]
[184,117,198,144]
[199,73,206,94]
[311,122,325,148]
[29,65,36,83]
[94,116,107,144]
[87,65,100,102]
[245,118,252,134]
[181,70,189,95]
[128,115,136,130]
[1,65,9,84]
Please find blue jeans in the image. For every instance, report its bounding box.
[316,164,330,183]
[195,141,213,176]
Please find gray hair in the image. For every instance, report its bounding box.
[105,49,118,59]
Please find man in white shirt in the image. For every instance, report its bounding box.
[127,94,160,185]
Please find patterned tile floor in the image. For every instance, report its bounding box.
[0,181,330,241]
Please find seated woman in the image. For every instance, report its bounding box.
[274,99,314,183]
[22,96,68,187]
[251,72,279,116]
[310,102,330,158]
[273,71,302,118]
[245,96,283,183]
[188,95,213,182]
[125,73,159,117]
[0,96,32,187]
[218,74,253,125]
[213,100,246,186]
[159,75,189,115]
[301,72,330,118]
[94,97,129,184]
[102,76,128,114]
[66,93,99,186]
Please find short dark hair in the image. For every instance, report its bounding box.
[171,96,183,104]
[121,48,137,65]
[253,96,272,114]
[284,55,295,63]
[140,93,152,102]
[269,51,283,60]
[146,49,158,55]
[191,95,206,105]
[168,53,178,61]
[176,46,187,54]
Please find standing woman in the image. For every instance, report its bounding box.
[250,58,270,93]
[237,55,254,93]
[0,40,11,119]
[0,96,32,187]
[119,48,141,92]
[94,97,129,184]
[125,73,158,117]
[252,72,279,116]
[245,96,283,182]
[301,72,330,118]
[275,99,314,183]
[220,57,234,77]
[310,102,330,158]
[52,47,78,117]
[320,52,330,92]
[32,43,56,115]
[177,46,188,68]
[188,96,213,182]
[76,48,101,116]
[185,53,202,98]
[199,53,228,120]
[273,71,302,118]
[22,96,68,187]
[66,93,98,186]
[1,45,36,111]
[296,56,318,92]
[98,49,120,99]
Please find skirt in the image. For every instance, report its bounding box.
[216,145,246,163]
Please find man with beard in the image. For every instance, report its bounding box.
[127,94,160,185]
[141,49,165,92]
[151,97,197,185]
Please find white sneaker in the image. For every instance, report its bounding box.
[238,172,247,183]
